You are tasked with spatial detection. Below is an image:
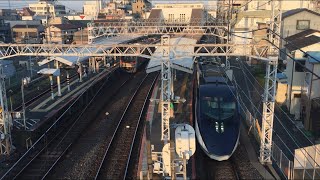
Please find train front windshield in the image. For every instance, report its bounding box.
[200,96,236,122]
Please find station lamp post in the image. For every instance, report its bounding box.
[20,77,30,130]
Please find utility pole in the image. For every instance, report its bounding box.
[26,24,33,78]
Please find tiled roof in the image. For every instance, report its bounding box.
[285,35,320,51]
[12,24,40,29]
[22,7,35,16]
[51,24,80,30]
[148,9,162,19]
[190,9,204,25]
[282,8,320,20]
[304,51,320,64]
[285,29,320,42]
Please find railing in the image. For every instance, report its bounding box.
[272,142,293,179]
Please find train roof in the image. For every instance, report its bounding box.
[198,62,229,84]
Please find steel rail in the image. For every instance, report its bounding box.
[12,69,117,179]
[94,73,157,179]
[123,73,159,179]
[39,77,132,180]
[230,158,240,180]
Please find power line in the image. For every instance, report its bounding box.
[222,28,320,80]
[268,28,320,64]
[220,65,320,175]
[236,58,320,156]
[234,59,320,163]
[266,38,320,79]
[217,65,320,177]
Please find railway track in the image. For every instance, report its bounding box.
[1,69,128,180]
[212,159,240,180]
[95,72,157,180]
[14,73,78,111]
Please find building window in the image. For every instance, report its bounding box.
[180,14,186,22]
[294,94,301,98]
[169,14,174,22]
[296,20,310,30]
[295,60,305,72]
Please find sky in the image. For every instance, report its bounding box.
[0,0,214,12]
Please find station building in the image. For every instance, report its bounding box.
[149,3,205,24]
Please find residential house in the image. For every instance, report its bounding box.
[227,5,319,56]
[46,24,80,44]
[12,24,44,44]
[283,33,320,118]
[301,52,320,137]
[29,0,66,17]
[83,1,106,18]
[132,0,151,18]
[73,28,88,44]
[280,8,320,48]
[0,9,19,20]
[149,3,205,24]
[20,7,48,24]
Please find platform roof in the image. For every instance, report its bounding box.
[146,37,197,74]
[37,68,60,76]
[39,35,142,67]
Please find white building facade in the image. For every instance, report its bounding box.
[29,0,66,17]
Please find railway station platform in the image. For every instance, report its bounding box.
[137,70,195,179]
[12,66,118,147]
[137,69,279,179]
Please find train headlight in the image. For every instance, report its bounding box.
[215,122,219,133]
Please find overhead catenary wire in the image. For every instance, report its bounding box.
[225,27,320,80]
[216,65,320,177]
[265,38,320,79]
[268,28,320,64]
[232,60,320,169]
[218,65,320,175]
[237,59,320,152]
[224,28,320,80]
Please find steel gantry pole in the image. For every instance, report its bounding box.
[0,65,12,155]
[260,0,282,164]
[160,35,172,144]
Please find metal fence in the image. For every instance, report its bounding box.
[238,96,295,179]
[271,142,293,179]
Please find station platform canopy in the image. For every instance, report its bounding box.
[146,37,197,74]
[38,35,142,67]
[37,68,60,76]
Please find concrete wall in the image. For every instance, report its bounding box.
[276,82,287,104]
[284,44,320,116]
[285,58,305,115]
[248,0,313,11]
[305,62,320,100]
[154,3,204,23]
[83,3,99,17]
[294,43,320,59]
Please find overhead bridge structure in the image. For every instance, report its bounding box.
[87,22,229,43]
[0,43,270,60]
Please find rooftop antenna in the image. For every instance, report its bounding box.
[7,0,11,9]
